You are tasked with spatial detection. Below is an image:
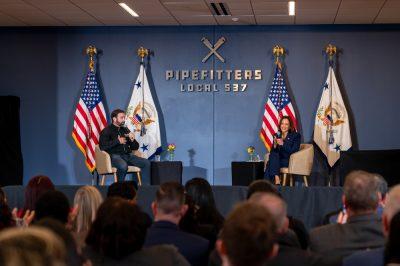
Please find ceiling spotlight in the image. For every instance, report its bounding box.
[119,2,139,17]
[232,17,239,22]
[288,1,295,16]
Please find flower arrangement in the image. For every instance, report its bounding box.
[167,143,176,161]
[247,146,255,162]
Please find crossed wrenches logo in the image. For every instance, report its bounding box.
[201,37,226,63]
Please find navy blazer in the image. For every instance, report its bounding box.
[144,221,209,266]
[273,131,301,164]
[343,247,384,266]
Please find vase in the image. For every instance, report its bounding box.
[248,153,254,162]
[168,152,175,161]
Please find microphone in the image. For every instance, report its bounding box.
[275,131,282,139]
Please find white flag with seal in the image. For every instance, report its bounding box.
[314,66,352,167]
[125,63,161,159]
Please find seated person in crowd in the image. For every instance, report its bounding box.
[309,170,385,266]
[0,226,66,266]
[180,178,224,249]
[144,182,209,266]
[84,197,188,266]
[107,181,152,229]
[216,202,278,266]
[34,190,73,226]
[99,109,150,184]
[324,173,388,225]
[249,192,321,266]
[385,211,400,265]
[343,185,400,266]
[264,116,300,185]
[72,186,103,251]
[247,180,310,250]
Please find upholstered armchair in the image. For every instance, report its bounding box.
[264,144,314,187]
[94,145,142,186]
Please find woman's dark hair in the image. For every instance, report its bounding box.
[247,180,281,199]
[0,188,14,230]
[385,211,400,264]
[278,116,295,133]
[107,181,137,200]
[24,175,55,211]
[185,178,224,229]
[85,197,147,260]
[35,190,70,224]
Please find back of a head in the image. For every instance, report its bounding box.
[86,197,147,260]
[249,192,287,231]
[384,185,400,222]
[107,181,137,200]
[73,186,103,233]
[156,182,185,215]
[343,170,379,213]
[219,202,277,266]
[185,178,216,209]
[0,188,14,230]
[35,190,70,224]
[24,175,55,211]
[0,226,66,266]
[247,180,281,199]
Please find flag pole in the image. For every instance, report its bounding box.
[137,47,148,137]
[325,44,337,186]
[273,45,285,117]
[86,45,98,184]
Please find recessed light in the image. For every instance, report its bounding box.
[119,2,139,17]
[232,17,239,22]
[288,1,295,16]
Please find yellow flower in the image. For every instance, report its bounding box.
[167,143,176,152]
[247,146,255,154]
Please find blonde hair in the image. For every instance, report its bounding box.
[73,186,103,233]
[0,226,66,266]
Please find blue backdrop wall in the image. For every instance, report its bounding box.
[1,25,399,185]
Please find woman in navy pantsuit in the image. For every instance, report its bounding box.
[264,116,301,185]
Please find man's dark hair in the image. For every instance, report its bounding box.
[111,109,125,120]
[220,202,277,266]
[247,180,281,199]
[344,170,379,212]
[107,181,137,200]
[86,197,147,260]
[155,182,185,214]
[35,190,70,224]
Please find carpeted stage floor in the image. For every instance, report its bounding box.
[3,185,343,229]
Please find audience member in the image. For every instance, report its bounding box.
[216,202,278,266]
[144,182,209,266]
[23,175,55,212]
[343,185,400,266]
[247,179,310,249]
[36,218,89,266]
[0,226,66,266]
[72,186,103,250]
[249,192,321,266]
[310,170,384,266]
[181,178,224,248]
[35,190,71,225]
[106,181,152,229]
[107,181,137,201]
[84,197,189,265]
[0,188,14,230]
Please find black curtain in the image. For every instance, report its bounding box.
[0,96,23,186]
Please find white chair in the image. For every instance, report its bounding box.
[94,145,142,186]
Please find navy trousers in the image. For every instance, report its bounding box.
[110,153,151,184]
[264,150,289,182]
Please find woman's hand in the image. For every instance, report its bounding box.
[276,138,284,146]
[12,208,35,227]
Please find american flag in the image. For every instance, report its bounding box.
[260,66,297,151]
[72,70,107,172]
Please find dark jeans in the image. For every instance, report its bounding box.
[264,150,289,181]
[110,153,151,184]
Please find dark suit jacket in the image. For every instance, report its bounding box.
[144,221,209,266]
[343,247,384,266]
[309,213,384,266]
[83,245,189,266]
[272,131,301,166]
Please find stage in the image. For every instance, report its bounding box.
[3,185,343,229]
